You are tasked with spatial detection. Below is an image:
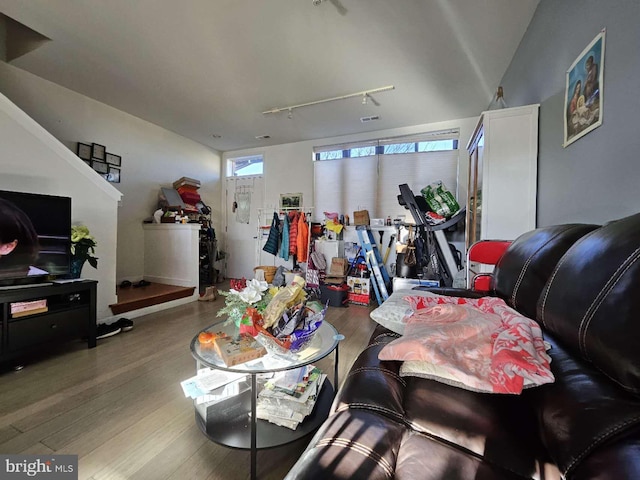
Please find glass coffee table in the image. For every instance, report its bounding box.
[190,319,343,480]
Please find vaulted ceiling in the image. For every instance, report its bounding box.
[0,0,539,152]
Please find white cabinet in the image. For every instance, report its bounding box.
[143,223,200,297]
[465,104,539,252]
[314,240,344,264]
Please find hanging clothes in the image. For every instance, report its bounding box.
[263,212,280,256]
[297,212,309,263]
[279,212,290,261]
[288,210,299,256]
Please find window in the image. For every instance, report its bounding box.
[313,130,459,222]
[227,155,263,177]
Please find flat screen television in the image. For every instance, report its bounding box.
[0,190,71,285]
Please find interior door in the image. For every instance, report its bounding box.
[225,175,264,279]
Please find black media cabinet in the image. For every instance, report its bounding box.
[0,280,97,365]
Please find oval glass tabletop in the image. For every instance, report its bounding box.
[190,319,340,374]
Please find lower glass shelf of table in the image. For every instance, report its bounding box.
[194,380,334,449]
[189,319,343,480]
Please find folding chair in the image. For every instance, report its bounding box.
[466,240,512,291]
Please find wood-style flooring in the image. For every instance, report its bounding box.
[0,284,377,479]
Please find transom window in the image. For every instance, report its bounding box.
[227,155,264,177]
[314,138,457,161]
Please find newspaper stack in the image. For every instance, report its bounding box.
[257,365,326,430]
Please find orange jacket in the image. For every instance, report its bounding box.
[296,212,309,263]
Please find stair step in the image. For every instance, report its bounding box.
[110,282,195,315]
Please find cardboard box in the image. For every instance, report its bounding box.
[347,276,370,295]
[213,333,267,367]
[348,292,371,306]
[353,210,370,226]
[325,257,348,283]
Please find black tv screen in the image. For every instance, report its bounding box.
[0,190,71,282]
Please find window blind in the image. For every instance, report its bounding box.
[313,131,460,223]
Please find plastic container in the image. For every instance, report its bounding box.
[320,284,349,307]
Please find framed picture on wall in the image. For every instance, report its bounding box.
[91,160,108,174]
[280,193,303,209]
[108,166,121,183]
[91,143,106,160]
[77,142,92,160]
[563,29,605,147]
[105,152,121,166]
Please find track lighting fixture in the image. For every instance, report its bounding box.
[262,85,395,117]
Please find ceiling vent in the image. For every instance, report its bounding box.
[360,115,380,123]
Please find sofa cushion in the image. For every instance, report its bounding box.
[524,334,640,477]
[334,331,547,478]
[537,212,640,393]
[402,376,545,478]
[393,431,530,480]
[369,288,436,334]
[568,435,640,480]
[285,410,403,480]
[493,223,599,320]
[285,409,533,480]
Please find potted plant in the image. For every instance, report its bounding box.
[70,225,98,278]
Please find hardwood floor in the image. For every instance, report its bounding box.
[0,286,377,480]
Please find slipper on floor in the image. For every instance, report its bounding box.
[133,280,151,288]
[115,318,134,332]
[120,280,132,288]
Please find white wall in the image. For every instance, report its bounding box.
[0,90,120,319]
[222,116,478,259]
[0,62,222,294]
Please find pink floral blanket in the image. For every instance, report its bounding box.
[378,295,554,394]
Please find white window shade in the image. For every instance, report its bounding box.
[377,151,459,222]
[313,156,378,222]
[313,130,460,223]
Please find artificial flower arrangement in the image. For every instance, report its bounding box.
[215,276,326,353]
[71,225,98,269]
[217,278,274,332]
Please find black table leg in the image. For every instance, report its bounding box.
[251,373,257,480]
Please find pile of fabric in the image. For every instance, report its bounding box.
[378,294,555,394]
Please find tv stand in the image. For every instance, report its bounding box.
[0,282,54,290]
[0,280,97,366]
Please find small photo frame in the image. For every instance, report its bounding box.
[108,166,121,183]
[91,160,109,174]
[280,193,303,209]
[105,152,121,166]
[77,142,92,160]
[91,143,106,161]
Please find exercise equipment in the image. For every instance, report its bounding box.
[397,184,465,287]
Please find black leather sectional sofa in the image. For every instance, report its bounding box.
[286,213,640,479]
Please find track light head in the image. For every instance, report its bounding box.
[362,94,368,105]
[287,109,293,119]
